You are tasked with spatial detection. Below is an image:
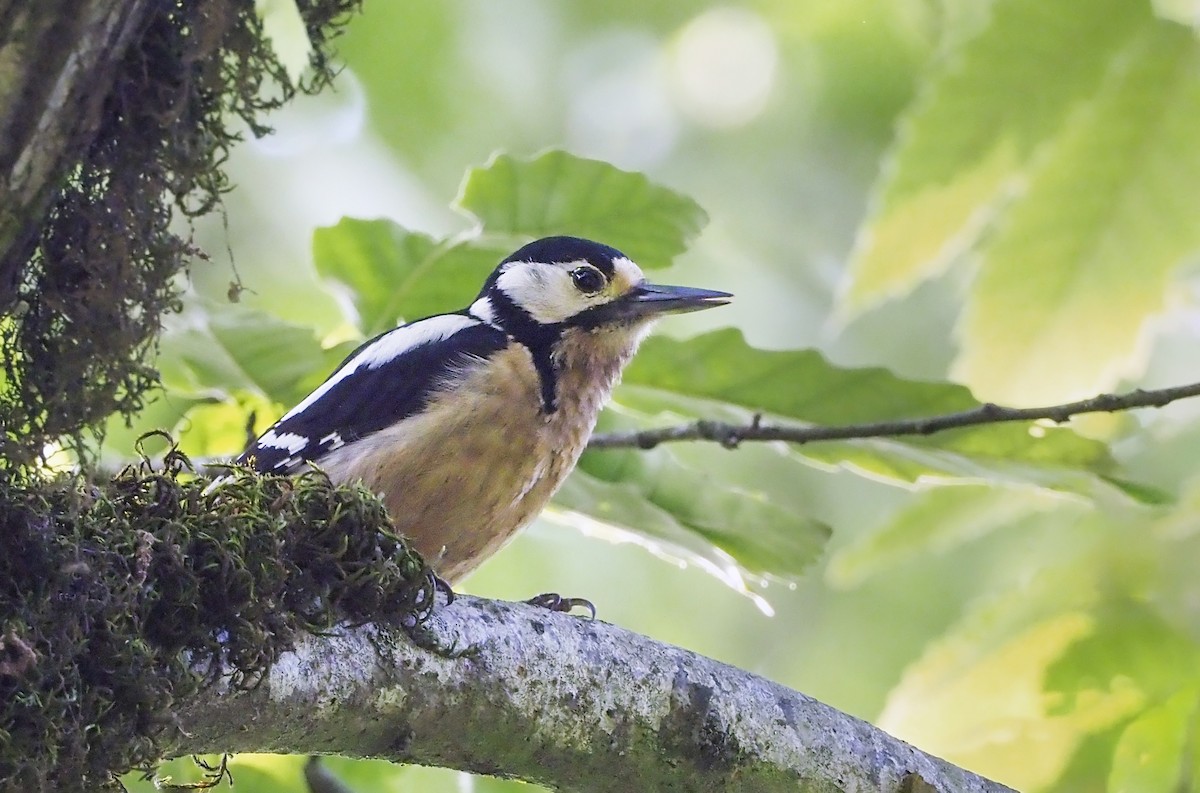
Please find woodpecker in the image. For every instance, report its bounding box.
[238,236,730,587]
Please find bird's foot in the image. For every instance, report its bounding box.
[525,592,596,620]
[402,574,477,659]
[400,569,455,630]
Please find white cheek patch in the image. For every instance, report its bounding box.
[497,262,598,324]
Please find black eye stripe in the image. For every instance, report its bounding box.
[571,266,606,294]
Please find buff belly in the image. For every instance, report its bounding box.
[315,344,600,583]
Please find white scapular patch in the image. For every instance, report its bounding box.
[259,429,309,454]
[279,314,479,422]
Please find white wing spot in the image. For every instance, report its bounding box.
[260,429,309,454]
[320,431,345,451]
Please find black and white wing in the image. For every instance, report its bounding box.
[238,313,508,473]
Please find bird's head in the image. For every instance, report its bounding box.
[470,236,730,348]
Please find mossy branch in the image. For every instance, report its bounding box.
[0,459,436,790]
[1,456,1013,791]
[170,596,1012,793]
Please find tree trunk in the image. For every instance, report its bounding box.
[0,0,151,306]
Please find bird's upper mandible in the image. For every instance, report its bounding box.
[238,235,731,582]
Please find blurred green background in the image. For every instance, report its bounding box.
[123,1,1200,791]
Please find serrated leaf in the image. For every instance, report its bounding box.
[620,329,1116,474]
[953,23,1200,403]
[567,403,831,584]
[457,150,707,268]
[842,0,1152,314]
[312,220,508,336]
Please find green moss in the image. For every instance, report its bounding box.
[0,446,435,789]
[0,0,359,470]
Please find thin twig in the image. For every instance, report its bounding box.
[587,381,1200,451]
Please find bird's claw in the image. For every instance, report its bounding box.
[432,571,456,605]
[525,592,596,619]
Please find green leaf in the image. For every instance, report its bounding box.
[1108,686,1199,793]
[1044,600,1200,713]
[312,153,709,337]
[563,409,830,582]
[620,329,1115,474]
[171,395,278,461]
[457,150,707,268]
[953,23,1200,403]
[827,483,1085,587]
[312,220,508,336]
[157,307,327,405]
[876,567,1141,791]
[842,0,1152,314]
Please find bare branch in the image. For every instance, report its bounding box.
[588,381,1200,451]
[172,595,1013,793]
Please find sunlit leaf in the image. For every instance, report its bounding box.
[120,753,306,793]
[826,484,1083,587]
[1044,600,1200,713]
[312,220,507,336]
[842,0,1152,314]
[457,150,707,268]
[878,567,1140,792]
[172,394,280,462]
[953,23,1200,403]
[99,394,200,465]
[619,329,1116,474]
[1108,686,1199,793]
[321,755,548,793]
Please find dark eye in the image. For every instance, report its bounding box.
[571,266,606,294]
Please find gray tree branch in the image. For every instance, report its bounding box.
[589,380,1200,450]
[172,595,1013,793]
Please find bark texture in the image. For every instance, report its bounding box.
[0,0,151,303]
[174,595,1014,793]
